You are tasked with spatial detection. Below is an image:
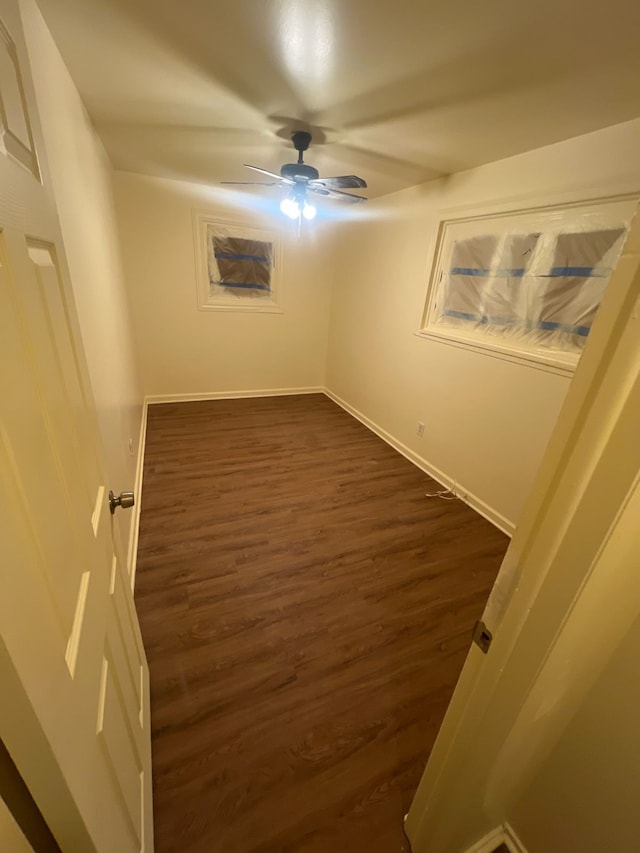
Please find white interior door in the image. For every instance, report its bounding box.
[0,1,152,850]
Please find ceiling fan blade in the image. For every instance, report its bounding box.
[244,164,294,184]
[221,181,280,186]
[308,175,368,190]
[308,185,368,203]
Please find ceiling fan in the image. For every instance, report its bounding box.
[222,130,367,220]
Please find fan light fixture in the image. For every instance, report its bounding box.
[279,196,317,221]
[280,197,299,219]
[221,130,367,217]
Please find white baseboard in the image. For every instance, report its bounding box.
[504,823,527,853]
[464,826,508,853]
[323,388,514,537]
[464,823,527,853]
[145,386,323,404]
[127,400,148,592]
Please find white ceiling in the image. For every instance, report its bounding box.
[38,0,640,199]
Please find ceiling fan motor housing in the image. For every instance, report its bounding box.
[281,162,320,181]
[281,130,318,182]
[226,127,367,204]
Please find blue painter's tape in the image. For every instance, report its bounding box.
[494,268,526,277]
[215,280,270,291]
[444,310,518,325]
[537,320,590,336]
[450,267,527,277]
[442,309,591,337]
[443,310,489,323]
[449,267,491,276]
[449,267,608,278]
[546,266,604,277]
[215,252,269,263]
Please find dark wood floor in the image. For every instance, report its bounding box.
[135,394,508,852]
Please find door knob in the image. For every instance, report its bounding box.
[109,490,135,514]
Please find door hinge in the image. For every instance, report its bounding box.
[472,620,493,654]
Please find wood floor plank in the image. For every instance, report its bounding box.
[135,394,509,852]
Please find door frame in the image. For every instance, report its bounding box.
[406,205,640,851]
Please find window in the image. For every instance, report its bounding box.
[420,198,635,372]
[194,214,283,312]
[211,235,272,294]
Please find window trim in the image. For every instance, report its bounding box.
[193,211,284,313]
[416,191,639,376]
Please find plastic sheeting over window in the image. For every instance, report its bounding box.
[424,199,634,364]
[209,229,273,298]
[194,215,282,313]
[437,227,626,351]
[212,236,273,294]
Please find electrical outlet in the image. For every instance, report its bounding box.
[416,422,425,437]
[128,437,134,455]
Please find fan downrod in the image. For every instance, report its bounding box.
[292,130,312,163]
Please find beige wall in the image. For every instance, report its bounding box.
[510,614,640,852]
[325,118,640,531]
[113,173,333,398]
[21,0,143,559]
